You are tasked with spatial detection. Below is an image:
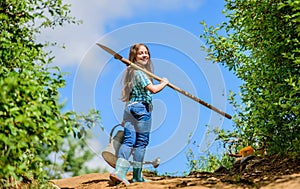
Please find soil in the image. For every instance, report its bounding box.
[50,155,300,189]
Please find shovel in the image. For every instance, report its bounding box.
[97,43,232,119]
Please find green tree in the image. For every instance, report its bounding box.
[60,135,100,178]
[0,0,100,187]
[49,131,107,179]
[201,0,300,154]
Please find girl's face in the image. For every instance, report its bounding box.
[136,45,149,66]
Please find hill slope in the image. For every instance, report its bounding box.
[51,155,300,189]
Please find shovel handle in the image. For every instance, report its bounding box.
[120,58,232,119]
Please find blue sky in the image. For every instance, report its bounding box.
[41,0,242,176]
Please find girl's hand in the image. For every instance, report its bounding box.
[146,77,169,93]
[161,77,169,85]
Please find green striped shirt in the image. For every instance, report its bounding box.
[128,70,152,105]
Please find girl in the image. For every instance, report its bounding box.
[110,43,169,185]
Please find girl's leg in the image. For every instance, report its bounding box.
[132,104,152,182]
[110,106,136,185]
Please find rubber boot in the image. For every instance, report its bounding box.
[131,161,151,182]
[110,158,130,185]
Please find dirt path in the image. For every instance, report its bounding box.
[50,155,300,189]
[50,172,300,189]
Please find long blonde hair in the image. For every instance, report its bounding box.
[121,43,153,102]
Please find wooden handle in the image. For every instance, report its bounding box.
[120,58,232,119]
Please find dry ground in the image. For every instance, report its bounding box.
[51,155,300,189]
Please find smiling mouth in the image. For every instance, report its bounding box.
[140,58,148,62]
[136,59,148,65]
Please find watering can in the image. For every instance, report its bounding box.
[102,124,161,168]
[102,124,124,168]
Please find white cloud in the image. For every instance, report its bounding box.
[39,0,206,68]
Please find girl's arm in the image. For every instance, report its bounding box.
[145,78,169,94]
